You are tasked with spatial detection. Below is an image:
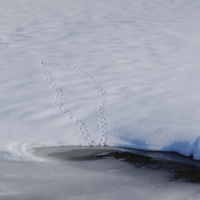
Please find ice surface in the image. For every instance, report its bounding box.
[1,147,200,200]
[1,0,200,161]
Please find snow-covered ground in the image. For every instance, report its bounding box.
[1,0,200,161]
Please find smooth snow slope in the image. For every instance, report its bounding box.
[1,0,200,161]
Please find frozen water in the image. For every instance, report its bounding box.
[1,147,200,200]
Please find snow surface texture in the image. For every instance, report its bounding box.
[1,0,200,161]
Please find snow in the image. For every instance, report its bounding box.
[1,0,200,161]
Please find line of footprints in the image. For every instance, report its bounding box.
[40,62,107,146]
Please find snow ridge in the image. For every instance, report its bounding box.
[39,62,94,146]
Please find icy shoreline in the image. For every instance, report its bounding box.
[1,146,200,200]
[33,146,200,183]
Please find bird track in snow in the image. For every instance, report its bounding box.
[39,62,108,146]
[40,62,94,146]
[64,64,108,146]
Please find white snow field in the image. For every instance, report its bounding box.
[1,0,200,161]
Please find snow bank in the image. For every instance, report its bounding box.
[1,0,200,161]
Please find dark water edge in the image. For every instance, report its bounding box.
[1,147,200,200]
[33,146,200,183]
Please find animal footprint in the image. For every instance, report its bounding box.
[40,62,108,146]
